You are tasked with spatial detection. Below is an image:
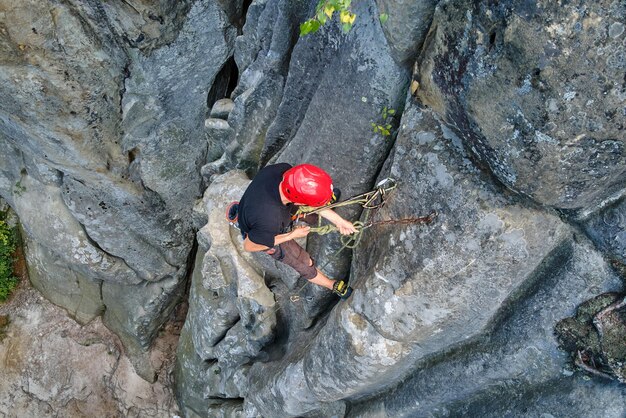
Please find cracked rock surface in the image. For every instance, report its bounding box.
[0,280,182,417]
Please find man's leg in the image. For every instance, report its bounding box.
[307,269,335,290]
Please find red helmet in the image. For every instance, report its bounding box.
[281,164,333,206]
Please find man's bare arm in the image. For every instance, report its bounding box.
[318,209,357,235]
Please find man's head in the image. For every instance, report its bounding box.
[280,164,333,206]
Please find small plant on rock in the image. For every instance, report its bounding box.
[300,0,356,35]
[300,0,388,36]
[0,215,18,302]
[371,106,396,137]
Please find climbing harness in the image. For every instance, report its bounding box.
[225,201,240,230]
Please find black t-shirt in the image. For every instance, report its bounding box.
[238,163,294,248]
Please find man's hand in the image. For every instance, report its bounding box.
[318,208,357,235]
[334,218,357,235]
[290,225,311,239]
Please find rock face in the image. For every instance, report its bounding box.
[376,0,439,64]
[245,103,568,416]
[202,0,311,178]
[2,0,626,417]
[584,198,626,264]
[0,0,235,372]
[416,0,626,215]
[351,231,625,417]
[0,281,181,418]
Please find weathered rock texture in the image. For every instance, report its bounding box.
[202,0,312,178]
[350,227,625,417]
[584,197,626,264]
[1,0,626,417]
[416,0,626,216]
[376,0,438,63]
[0,280,181,418]
[0,0,234,371]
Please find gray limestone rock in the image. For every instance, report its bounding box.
[0,0,128,181]
[121,0,236,215]
[202,0,310,178]
[174,325,213,417]
[376,0,438,64]
[416,0,626,215]
[14,175,140,285]
[0,0,237,364]
[24,236,104,325]
[102,274,185,381]
[175,170,279,415]
[210,98,236,120]
[189,245,240,359]
[350,237,625,417]
[204,118,235,167]
[215,0,245,27]
[92,0,194,52]
[245,104,570,416]
[61,175,190,283]
[270,1,409,180]
[584,198,626,264]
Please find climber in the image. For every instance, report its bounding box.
[235,163,356,299]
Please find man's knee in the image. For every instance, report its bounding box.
[301,264,318,281]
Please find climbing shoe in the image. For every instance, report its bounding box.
[332,279,353,299]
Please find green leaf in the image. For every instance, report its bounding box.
[386,124,392,129]
[300,22,311,36]
[317,11,328,25]
[341,23,352,33]
[300,19,321,36]
[379,13,389,24]
[388,108,395,115]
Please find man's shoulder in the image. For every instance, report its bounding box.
[259,162,292,175]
